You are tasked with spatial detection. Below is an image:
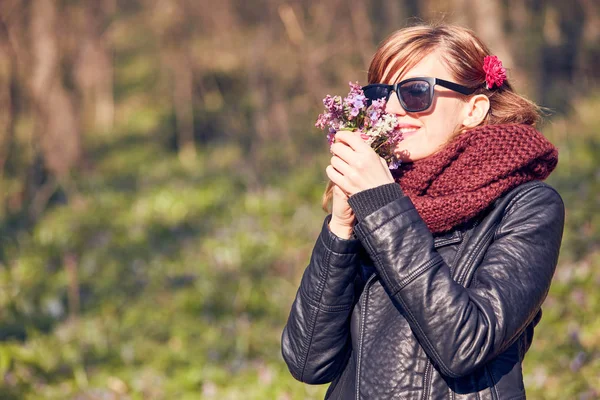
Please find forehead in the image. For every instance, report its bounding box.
[384,52,453,84]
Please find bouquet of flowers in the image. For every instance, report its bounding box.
[315,82,404,169]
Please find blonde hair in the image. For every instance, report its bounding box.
[322,23,542,212]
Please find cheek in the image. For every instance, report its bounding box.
[419,116,450,144]
[428,105,464,139]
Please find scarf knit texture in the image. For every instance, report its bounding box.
[391,123,559,234]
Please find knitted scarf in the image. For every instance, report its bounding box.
[392,123,559,234]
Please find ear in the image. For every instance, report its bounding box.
[461,94,490,128]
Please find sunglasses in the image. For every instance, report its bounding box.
[362,77,477,113]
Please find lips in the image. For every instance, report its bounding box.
[396,124,420,137]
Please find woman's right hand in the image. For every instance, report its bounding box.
[329,183,355,239]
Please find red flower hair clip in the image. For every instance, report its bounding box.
[483,55,506,89]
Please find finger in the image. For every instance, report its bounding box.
[330,154,352,176]
[330,142,355,163]
[334,130,370,152]
[326,165,350,194]
[332,183,349,199]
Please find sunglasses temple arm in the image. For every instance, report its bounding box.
[436,79,476,95]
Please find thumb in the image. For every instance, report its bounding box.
[380,157,395,180]
[333,183,350,198]
[379,157,388,169]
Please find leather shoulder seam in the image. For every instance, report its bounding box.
[501,182,562,222]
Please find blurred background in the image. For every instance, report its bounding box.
[0,0,598,399]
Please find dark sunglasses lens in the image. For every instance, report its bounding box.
[398,80,431,111]
[363,86,392,103]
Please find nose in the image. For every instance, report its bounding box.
[385,91,407,116]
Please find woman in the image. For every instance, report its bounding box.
[281,24,565,399]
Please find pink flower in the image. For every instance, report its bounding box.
[483,55,506,89]
[315,113,330,129]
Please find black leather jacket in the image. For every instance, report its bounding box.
[282,180,565,399]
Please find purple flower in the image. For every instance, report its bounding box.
[323,95,343,117]
[327,127,336,146]
[368,110,381,123]
[354,95,366,107]
[367,98,386,124]
[351,94,366,112]
[348,81,363,95]
[343,82,367,118]
[316,81,405,169]
[388,158,401,170]
[389,128,404,144]
[370,98,386,111]
[315,113,331,129]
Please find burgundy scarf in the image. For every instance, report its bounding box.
[392,124,558,234]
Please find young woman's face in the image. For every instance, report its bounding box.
[384,52,470,162]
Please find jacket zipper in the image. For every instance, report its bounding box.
[355,227,470,400]
[356,274,434,400]
[419,222,479,399]
[356,274,377,400]
[421,359,432,400]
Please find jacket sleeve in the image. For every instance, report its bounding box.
[351,184,565,378]
[281,214,363,384]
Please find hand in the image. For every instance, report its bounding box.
[329,183,355,239]
[325,130,395,197]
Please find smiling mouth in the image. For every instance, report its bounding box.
[399,127,420,137]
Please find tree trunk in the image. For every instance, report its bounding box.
[30,0,82,178]
[171,50,196,164]
[0,28,14,219]
[75,0,115,133]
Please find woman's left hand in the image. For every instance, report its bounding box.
[325,130,395,196]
